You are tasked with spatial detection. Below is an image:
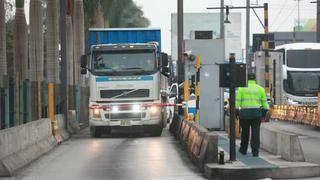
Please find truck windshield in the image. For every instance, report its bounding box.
[287,50,320,68]
[286,71,320,96]
[92,49,157,76]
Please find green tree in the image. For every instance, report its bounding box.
[83,0,150,28]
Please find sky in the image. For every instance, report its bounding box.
[134,0,317,54]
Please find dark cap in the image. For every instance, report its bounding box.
[248,73,256,80]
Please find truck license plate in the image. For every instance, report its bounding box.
[120,120,131,126]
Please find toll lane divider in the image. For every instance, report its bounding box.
[0,119,57,176]
[0,112,79,177]
[170,114,218,171]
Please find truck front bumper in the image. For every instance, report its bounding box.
[90,118,162,127]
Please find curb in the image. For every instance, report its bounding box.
[205,163,320,180]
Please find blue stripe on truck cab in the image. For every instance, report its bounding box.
[96,76,154,82]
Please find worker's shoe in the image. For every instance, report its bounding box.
[238,149,247,155]
[252,152,259,157]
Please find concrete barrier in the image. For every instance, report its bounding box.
[67,110,80,133]
[0,119,57,176]
[54,114,71,143]
[172,117,218,171]
[260,124,305,162]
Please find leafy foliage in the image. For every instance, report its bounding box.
[83,0,150,28]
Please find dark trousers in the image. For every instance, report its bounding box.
[239,118,261,154]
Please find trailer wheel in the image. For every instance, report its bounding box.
[90,127,102,138]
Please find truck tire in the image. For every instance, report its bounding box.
[90,127,102,138]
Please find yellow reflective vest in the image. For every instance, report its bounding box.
[236,80,268,110]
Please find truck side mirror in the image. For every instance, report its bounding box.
[161,53,168,67]
[81,55,87,68]
[81,68,87,75]
[161,66,170,77]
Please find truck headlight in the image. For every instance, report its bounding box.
[112,106,119,113]
[92,108,101,119]
[150,106,158,114]
[132,104,141,113]
[150,106,161,117]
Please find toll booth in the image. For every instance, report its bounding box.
[184,39,225,130]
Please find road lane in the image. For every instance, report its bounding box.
[8,128,206,180]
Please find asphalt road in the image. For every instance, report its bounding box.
[3,128,206,180]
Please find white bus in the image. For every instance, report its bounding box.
[255,43,320,106]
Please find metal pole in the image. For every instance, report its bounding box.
[177,0,184,115]
[264,3,270,95]
[48,83,55,136]
[177,0,184,84]
[60,0,68,128]
[195,55,201,123]
[273,60,276,104]
[220,0,224,39]
[229,53,236,161]
[246,0,250,64]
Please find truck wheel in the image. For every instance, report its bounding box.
[90,127,102,138]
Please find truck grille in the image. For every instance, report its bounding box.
[100,89,150,99]
[106,113,146,120]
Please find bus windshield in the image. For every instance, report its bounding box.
[92,49,157,76]
[286,71,320,96]
[287,49,320,68]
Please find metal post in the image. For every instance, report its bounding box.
[229,53,236,161]
[220,0,224,39]
[246,0,250,63]
[4,87,9,128]
[177,0,184,83]
[48,83,55,135]
[38,80,42,119]
[195,55,201,123]
[15,75,19,126]
[264,3,270,96]
[273,60,276,104]
[177,0,184,115]
[19,79,23,124]
[75,86,80,122]
[60,0,68,128]
[183,80,189,120]
[26,80,31,122]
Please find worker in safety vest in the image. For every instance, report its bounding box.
[236,73,268,157]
